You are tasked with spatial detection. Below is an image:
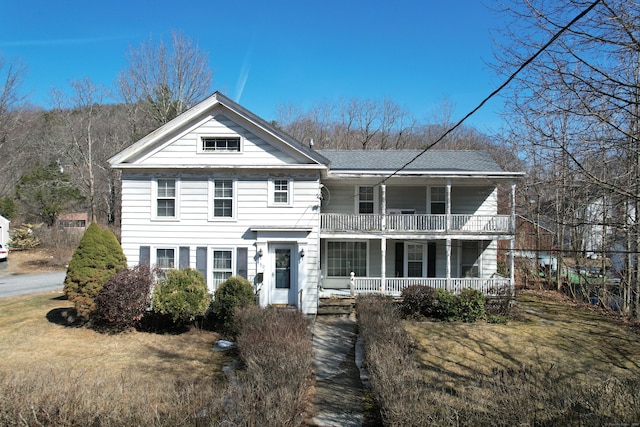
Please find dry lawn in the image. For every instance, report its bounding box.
[0,291,230,426]
[398,290,640,424]
[405,290,640,388]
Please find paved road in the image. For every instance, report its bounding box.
[0,271,66,298]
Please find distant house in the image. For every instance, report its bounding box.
[514,215,555,256]
[58,212,89,233]
[109,92,524,314]
[0,214,9,247]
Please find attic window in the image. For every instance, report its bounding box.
[201,137,241,152]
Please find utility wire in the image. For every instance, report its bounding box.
[379,0,602,185]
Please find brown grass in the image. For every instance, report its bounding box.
[0,291,230,426]
[358,291,640,426]
[406,290,640,388]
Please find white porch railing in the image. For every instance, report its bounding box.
[320,213,513,234]
[348,276,512,296]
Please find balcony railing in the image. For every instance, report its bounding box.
[349,276,512,296]
[320,213,513,234]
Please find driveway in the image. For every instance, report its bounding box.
[0,271,66,298]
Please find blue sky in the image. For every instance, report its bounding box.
[0,0,508,132]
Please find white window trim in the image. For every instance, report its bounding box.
[208,178,237,221]
[210,247,236,292]
[458,241,482,278]
[324,240,369,278]
[428,186,446,214]
[354,185,378,214]
[268,178,294,207]
[197,134,243,154]
[153,246,179,271]
[152,178,180,221]
[405,242,426,277]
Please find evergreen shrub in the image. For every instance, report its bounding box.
[63,222,127,320]
[457,287,486,322]
[152,268,210,324]
[213,276,256,336]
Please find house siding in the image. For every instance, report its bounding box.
[138,113,303,167]
[120,171,321,314]
[111,93,521,307]
[451,186,496,215]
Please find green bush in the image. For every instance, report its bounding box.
[457,287,486,322]
[63,223,127,320]
[400,285,438,319]
[213,276,256,336]
[431,288,458,321]
[152,268,211,324]
[95,265,154,331]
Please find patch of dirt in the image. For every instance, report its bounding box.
[0,248,69,276]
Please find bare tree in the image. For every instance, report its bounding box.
[493,0,640,315]
[0,55,28,195]
[49,79,131,224]
[117,30,213,128]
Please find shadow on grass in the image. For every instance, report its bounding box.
[46,307,82,327]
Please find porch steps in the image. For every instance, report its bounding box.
[317,297,356,316]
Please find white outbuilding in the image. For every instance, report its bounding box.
[0,214,9,247]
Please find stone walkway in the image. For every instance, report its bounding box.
[309,314,374,427]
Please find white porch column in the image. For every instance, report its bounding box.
[381,237,387,292]
[446,238,451,291]
[381,182,386,231]
[446,180,452,231]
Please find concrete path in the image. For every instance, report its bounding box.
[309,314,370,427]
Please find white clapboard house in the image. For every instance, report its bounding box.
[109,92,524,314]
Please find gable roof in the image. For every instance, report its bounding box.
[108,91,329,168]
[317,149,523,178]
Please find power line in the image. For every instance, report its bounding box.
[378,0,602,186]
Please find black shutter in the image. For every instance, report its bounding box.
[179,246,190,269]
[196,247,207,279]
[139,246,150,266]
[237,247,248,279]
[395,242,404,278]
[427,242,437,278]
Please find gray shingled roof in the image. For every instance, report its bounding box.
[316,150,505,172]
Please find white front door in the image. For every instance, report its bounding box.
[270,244,296,305]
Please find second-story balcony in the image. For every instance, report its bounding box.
[320,213,514,235]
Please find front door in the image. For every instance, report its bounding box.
[270,244,296,305]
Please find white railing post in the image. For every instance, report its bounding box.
[350,272,355,296]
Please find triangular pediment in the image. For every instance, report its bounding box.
[109,92,328,170]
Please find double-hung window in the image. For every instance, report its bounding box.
[406,243,425,277]
[430,187,446,214]
[270,178,293,206]
[210,179,235,220]
[326,241,367,277]
[461,241,480,277]
[212,249,233,289]
[357,186,375,214]
[155,178,178,219]
[156,248,175,270]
